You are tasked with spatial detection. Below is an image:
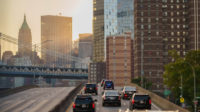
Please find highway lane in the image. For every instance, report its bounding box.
[68,84,161,112]
[0,87,75,112]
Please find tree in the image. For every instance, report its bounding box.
[163,50,200,110]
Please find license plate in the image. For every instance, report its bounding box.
[90,88,92,90]
[82,104,86,108]
[140,101,144,104]
[129,92,132,94]
[110,97,115,100]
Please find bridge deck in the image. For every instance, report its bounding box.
[0,87,75,112]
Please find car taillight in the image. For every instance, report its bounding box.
[84,87,86,90]
[149,99,151,104]
[92,103,95,108]
[96,87,98,90]
[103,96,106,100]
[118,96,121,100]
[132,99,135,104]
[124,94,127,97]
[73,103,76,109]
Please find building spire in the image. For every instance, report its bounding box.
[20,14,30,29]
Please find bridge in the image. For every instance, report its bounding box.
[0,65,88,79]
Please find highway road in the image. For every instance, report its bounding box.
[0,87,75,112]
[68,84,162,112]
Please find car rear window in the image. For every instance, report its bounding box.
[105,81,113,85]
[75,97,93,103]
[134,95,149,100]
[86,84,96,87]
[105,91,118,96]
[125,87,136,91]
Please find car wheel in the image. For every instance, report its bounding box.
[148,106,151,110]
[129,105,133,111]
[96,92,98,95]
[102,102,105,106]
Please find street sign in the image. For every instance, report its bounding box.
[180,97,184,103]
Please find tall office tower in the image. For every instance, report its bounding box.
[78,33,93,59]
[188,0,200,50]
[106,36,132,86]
[93,0,118,62]
[41,15,72,66]
[18,15,32,57]
[117,0,134,38]
[134,0,188,93]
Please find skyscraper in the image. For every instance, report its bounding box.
[41,15,72,66]
[134,0,200,93]
[18,15,32,57]
[93,0,134,62]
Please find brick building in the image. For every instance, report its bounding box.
[106,36,132,86]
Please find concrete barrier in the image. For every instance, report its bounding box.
[0,85,38,98]
[129,83,189,112]
[50,83,84,112]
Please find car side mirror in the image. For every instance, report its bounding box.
[94,99,97,102]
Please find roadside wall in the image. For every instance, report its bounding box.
[129,83,189,112]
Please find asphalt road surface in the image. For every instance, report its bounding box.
[68,84,162,112]
[0,87,75,112]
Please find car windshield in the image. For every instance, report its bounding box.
[134,95,149,100]
[105,91,118,96]
[75,97,93,103]
[125,87,136,91]
[86,84,96,87]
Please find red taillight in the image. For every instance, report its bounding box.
[132,99,135,104]
[118,96,121,100]
[103,96,106,100]
[84,87,86,90]
[92,103,95,108]
[124,94,127,97]
[96,87,98,90]
[149,99,151,104]
[73,103,76,109]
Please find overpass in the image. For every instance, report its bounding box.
[0,65,88,79]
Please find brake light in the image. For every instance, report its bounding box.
[92,103,95,108]
[149,99,151,104]
[118,96,121,100]
[96,87,98,90]
[84,87,86,90]
[124,94,127,97]
[103,96,106,100]
[132,99,135,104]
[73,103,76,109]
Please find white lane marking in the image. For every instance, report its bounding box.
[125,108,129,112]
[152,103,161,110]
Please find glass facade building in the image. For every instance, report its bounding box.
[117,0,134,38]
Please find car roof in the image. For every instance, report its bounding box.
[104,90,118,93]
[76,94,92,98]
[134,93,149,96]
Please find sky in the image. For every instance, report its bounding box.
[0,0,93,44]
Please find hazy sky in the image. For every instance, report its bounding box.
[0,0,93,44]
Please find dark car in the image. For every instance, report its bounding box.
[129,93,151,110]
[84,83,98,95]
[102,90,121,107]
[121,86,137,100]
[101,79,106,87]
[103,80,114,90]
[73,95,97,112]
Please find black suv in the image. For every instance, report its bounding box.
[129,93,151,110]
[103,80,114,90]
[121,86,136,100]
[84,83,98,95]
[102,90,121,107]
[73,95,97,112]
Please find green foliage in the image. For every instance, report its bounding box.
[131,77,152,90]
[164,50,200,110]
